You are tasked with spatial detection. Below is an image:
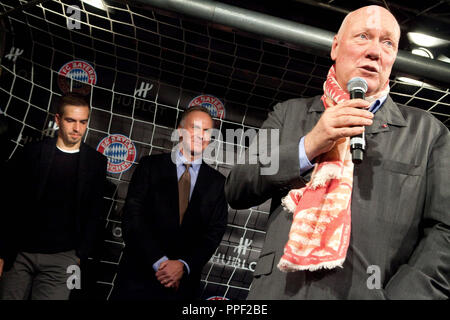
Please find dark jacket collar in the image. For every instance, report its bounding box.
[37,137,57,199]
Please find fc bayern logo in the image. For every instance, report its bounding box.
[96,134,136,174]
[58,60,97,95]
[188,95,225,119]
[206,296,229,300]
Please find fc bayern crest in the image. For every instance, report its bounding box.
[58,60,97,95]
[188,94,225,119]
[96,134,136,174]
[206,296,229,300]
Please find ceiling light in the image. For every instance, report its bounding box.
[411,48,434,59]
[82,0,106,10]
[396,77,437,89]
[407,32,449,47]
[437,54,450,64]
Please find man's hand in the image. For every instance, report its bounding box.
[305,98,373,161]
[155,260,185,289]
[0,258,4,278]
[172,280,180,291]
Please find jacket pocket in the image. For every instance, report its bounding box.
[382,160,422,176]
[253,252,275,278]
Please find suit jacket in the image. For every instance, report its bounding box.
[0,114,8,163]
[225,95,450,299]
[0,136,107,270]
[112,152,228,300]
[0,115,9,220]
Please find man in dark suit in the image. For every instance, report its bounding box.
[225,5,450,299]
[0,111,9,279]
[0,93,107,300]
[111,105,228,300]
[0,110,8,165]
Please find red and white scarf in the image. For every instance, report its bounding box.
[277,65,389,272]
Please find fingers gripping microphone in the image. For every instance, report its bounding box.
[347,77,368,164]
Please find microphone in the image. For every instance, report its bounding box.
[347,77,368,164]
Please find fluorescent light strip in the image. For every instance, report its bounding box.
[82,0,106,11]
[407,32,449,48]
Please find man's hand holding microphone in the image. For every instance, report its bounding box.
[305,78,372,164]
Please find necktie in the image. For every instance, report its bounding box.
[178,163,191,224]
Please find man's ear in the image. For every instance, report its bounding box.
[54,113,61,127]
[330,35,339,61]
[177,127,183,142]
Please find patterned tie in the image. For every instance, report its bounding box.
[178,163,191,225]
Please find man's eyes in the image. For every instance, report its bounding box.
[383,40,393,47]
[359,33,368,39]
[65,119,88,124]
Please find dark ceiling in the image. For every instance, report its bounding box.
[217,0,450,57]
[0,0,449,128]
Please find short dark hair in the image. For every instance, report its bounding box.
[178,105,213,128]
[56,92,90,116]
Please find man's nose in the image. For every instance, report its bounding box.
[366,40,381,60]
[193,134,204,141]
[74,122,80,132]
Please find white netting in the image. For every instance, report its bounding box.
[0,0,448,300]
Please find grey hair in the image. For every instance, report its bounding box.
[178,105,213,128]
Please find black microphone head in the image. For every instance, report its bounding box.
[347,77,368,94]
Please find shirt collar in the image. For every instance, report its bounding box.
[176,150,202,171]
[368,95,388,114]
[56,145,80,153]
